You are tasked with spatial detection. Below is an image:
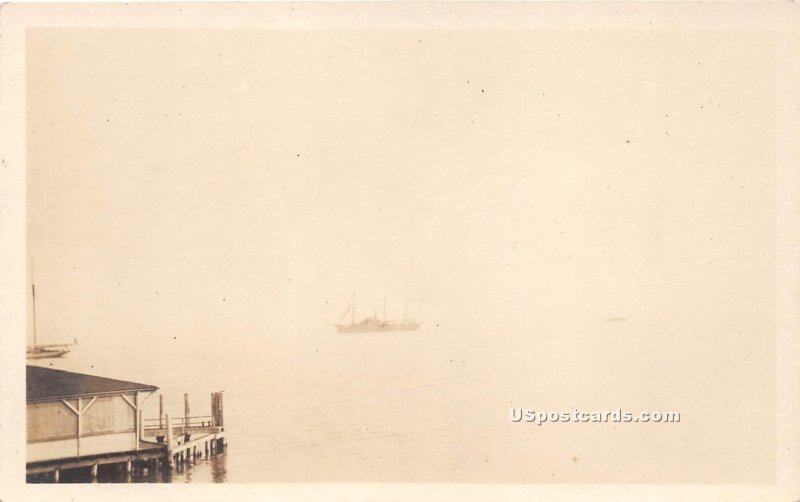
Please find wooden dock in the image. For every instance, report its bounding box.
[141,392,227,471]
[26,389,227,482]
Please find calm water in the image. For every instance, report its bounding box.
[29,323,538,483]
[28,317,708,483]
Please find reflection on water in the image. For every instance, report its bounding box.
[174,453,227,484]
[211,453,228,483]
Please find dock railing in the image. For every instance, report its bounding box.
[141,391,224,439]
[141,391,225,450]
[143,415,216,430]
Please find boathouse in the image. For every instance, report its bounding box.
[27,365,227,482]
[26,365,158,464]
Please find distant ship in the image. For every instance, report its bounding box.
[26,283,76,359]
[334,297,420,333]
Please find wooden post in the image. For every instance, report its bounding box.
[138,409,144,448]
[184,393,190,432]
[159,395,164,429]
[165,414,175,470]
[77,397,82,456]
[210,391,224,427]
[134,391,141,451]
[217,392,224,427]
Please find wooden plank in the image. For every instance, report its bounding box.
[26,448,166,475]
[142,425,223,437]
[169,432,224,454]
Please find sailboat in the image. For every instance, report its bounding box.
[333,296,420,333]
[26,283,76,359]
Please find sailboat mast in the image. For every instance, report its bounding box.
[383,296,387,322]
[32,284,37,348]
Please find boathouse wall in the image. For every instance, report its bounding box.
[27,393,139,462]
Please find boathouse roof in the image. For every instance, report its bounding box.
[26,366,158,403]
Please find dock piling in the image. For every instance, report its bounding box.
[165,413,175,470]
[210,393,215,426]
[184,393,190,432]
[211,391,224,427]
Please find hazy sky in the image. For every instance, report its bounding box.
[26,28,776,481]
[28,29,774,334]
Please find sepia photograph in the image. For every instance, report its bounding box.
[1,2,799,501]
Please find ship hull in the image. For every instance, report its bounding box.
[26,347,69,359]
[335,321,420,333]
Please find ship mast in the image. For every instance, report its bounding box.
[351,289,355,326]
